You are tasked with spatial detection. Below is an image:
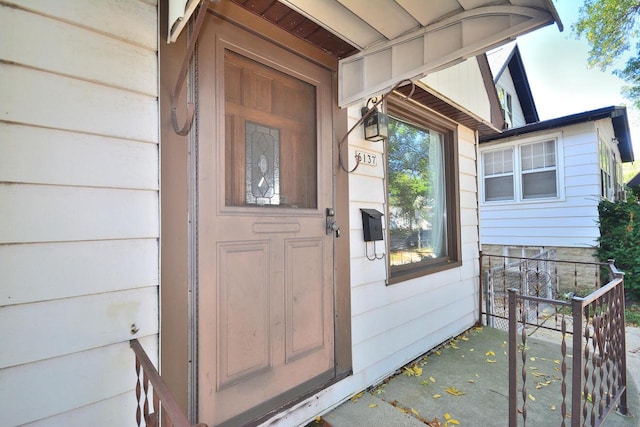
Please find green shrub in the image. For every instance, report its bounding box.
[598,195,640,300]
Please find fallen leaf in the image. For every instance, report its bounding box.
[369,403,377,408]
[445,387,465,396]
[486,350,496,356]
[469,348,475,352]
[467,379,475,383]
[411,408,420,416]
[315,416,321,422]
[430,376,436,383]
[444,413,461,426]
[486,359,497,363]
[528,394,536,401]
[350,391,364,402]
[427,417,443,427]
[550,405,556,411]
[414,365,423,376]
[530,357,536,361]
[433,394,442,399]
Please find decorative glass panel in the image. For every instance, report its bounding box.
[245,122,280,205]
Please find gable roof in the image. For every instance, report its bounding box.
[480,105,635,163]
[486,41,539,124]
[629,172,640,187]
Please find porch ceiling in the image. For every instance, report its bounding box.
[179,1,562,108]
[276,0,563,107]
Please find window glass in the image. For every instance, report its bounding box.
[386,107,459,282]
[483,148,514,201]
[520,140,557,199]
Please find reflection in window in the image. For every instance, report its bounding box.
[388,117,447,267]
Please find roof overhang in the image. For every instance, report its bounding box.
[395,81,502,137]
[278,0,562,107]
[480,106,635,163]
[169,1,562,109]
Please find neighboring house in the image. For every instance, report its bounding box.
[0,1,561,426]
[487,41,539,129]
[479,106,634,272]
[479,42,634,276]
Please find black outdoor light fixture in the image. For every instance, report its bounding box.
[361,103,388,142]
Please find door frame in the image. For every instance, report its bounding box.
[159,0,351,423]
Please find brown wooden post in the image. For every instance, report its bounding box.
[508,288,518,427]
[571,297,584,427]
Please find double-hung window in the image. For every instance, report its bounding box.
[520,140,557,199]
[482,139,559,203]
[386,96,461,283]
[483,148,514,201]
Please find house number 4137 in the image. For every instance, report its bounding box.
[355,151,377,166]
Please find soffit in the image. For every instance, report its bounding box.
[277,0,562,107]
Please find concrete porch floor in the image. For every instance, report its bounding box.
[315,326,640,426]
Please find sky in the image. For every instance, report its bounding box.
[515,0,640,158]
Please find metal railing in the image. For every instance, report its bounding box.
[481,251,612,333]
[130,339,207,427]
[507,261,628,426]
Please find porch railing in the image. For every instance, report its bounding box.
[130,339,207,427]
[507,261,628,427]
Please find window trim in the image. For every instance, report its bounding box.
[385,95,462,285]
[480,133,564,205]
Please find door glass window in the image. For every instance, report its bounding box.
[224,50,317,208]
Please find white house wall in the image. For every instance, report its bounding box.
[0,1,159,425]
[495,69,527,128]
[422,58,491,123]
[480,121,607,249]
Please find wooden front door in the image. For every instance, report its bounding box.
[196,14,336,426]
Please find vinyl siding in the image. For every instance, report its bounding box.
[422,58,492,123]
[479,120,616,249]
[0,1,158,425]
[495,69,527,128]
[347,104,478,385]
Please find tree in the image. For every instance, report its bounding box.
[387,120,431,230]
[574,0,640,108]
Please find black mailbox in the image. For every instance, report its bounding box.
[360,208,384,242]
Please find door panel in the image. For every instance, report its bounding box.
[197,13,335,426]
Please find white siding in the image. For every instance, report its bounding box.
[480,121,604,249]
[348,104,478,388]
[422,58,491,122]
[495,70,527,128]
[0,1,159,425]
